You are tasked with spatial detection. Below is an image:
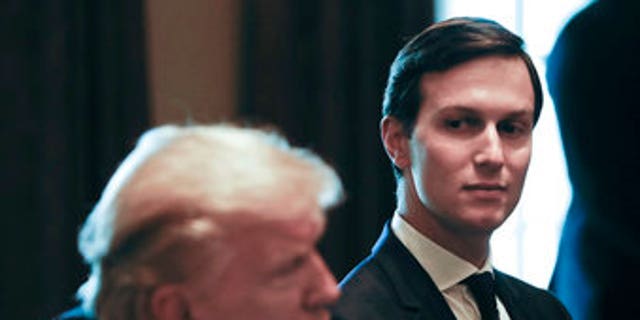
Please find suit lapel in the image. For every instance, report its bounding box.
[372,223,457,320]
[495,270,526,320]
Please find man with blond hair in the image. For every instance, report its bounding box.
[57,123,344,320]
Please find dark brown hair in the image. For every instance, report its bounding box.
[382,17,543,178]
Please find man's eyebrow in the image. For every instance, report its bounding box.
[438,106,533,119]
[437,106,480,115]
[503,110,534,120]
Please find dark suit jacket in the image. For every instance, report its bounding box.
[333,224,571,320]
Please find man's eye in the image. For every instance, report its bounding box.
[445,119,463,129]
[444,117,479,130]
[275,255,307,276]
[499,122,515,133]
[498,121,529,136]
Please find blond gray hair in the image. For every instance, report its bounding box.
[76,124,343,319]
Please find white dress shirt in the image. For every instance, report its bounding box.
[391,213,511,320]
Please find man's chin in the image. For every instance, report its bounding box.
[458,208,510,233]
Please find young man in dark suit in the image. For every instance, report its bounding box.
[333,17,571,320]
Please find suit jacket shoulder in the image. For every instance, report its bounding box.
[333,223,572,320]
[495,271,572,320]
[53,306,95,320]
[332,224,456,320]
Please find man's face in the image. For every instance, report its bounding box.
[187,214,339,320]
[407,55,534,237]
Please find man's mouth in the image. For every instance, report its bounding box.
[462,183,507,200]
[463,183,507,191]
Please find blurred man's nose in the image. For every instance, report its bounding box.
[473,125,505,172]
[304,253,341,310]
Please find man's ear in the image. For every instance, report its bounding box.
[150,285,190,320]
[380,116,411,170]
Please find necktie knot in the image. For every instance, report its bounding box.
[463,272,499,320]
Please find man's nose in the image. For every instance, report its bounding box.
[304,253,341,309]
[473,126,505,171]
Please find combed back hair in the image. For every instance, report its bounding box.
[382,17,542,179]
[96,213,221,320]
[76,124,344,319]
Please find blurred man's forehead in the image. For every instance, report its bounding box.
[225,211,325,241]
[215,215,324,277]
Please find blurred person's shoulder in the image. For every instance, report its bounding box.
[53,306,94,320]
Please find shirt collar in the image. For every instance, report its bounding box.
[391,212,493,291]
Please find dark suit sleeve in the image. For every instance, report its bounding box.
[333,258,405,320]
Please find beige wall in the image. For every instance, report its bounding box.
[145,0,240,125]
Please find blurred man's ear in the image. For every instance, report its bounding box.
[380,116,411,170]
[150,285,190,320]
